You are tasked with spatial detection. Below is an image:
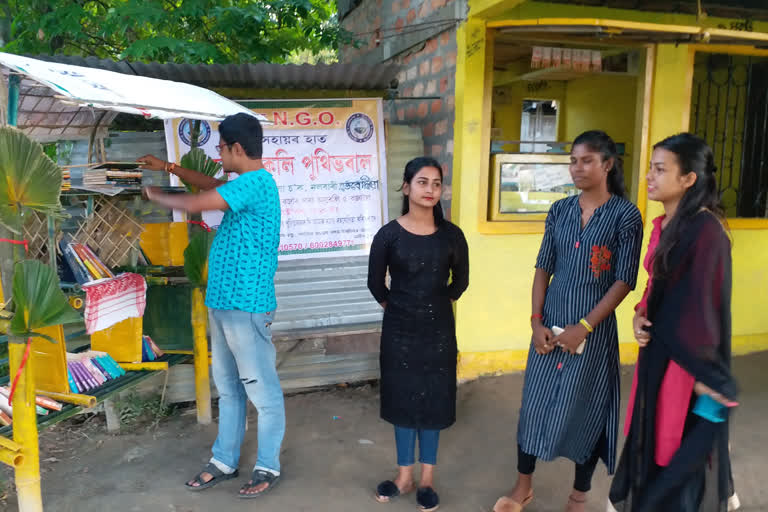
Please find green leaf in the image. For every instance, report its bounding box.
[179,148,222,192]
[183,230,216,287]
[10,260,82,337]
[0,127,64,232]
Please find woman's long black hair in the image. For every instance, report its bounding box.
[400,156,445,225]
[572,130,626,198]
[652,132,725,277]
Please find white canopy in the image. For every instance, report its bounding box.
[0,52,268,141]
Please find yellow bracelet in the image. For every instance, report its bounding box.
[580,318,594,333]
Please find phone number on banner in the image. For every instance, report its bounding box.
[279,240,355,252]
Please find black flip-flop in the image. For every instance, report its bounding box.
[376,480,415,503]
[417,486,440,511]
[185,462,239,491]
[238,469,281,499]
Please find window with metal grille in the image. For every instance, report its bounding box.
[690,53,768,218]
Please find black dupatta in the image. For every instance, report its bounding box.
[610,210,738,512]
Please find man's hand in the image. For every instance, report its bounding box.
[138,154,167,172]
[143,186,162,201]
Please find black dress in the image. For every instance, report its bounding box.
[367,220,469,430]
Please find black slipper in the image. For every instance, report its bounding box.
[185,462,239,491]
[238,469,281,499]
[417,486,440,511]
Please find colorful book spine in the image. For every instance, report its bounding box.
[105,355,126,377]
[0,387,62,412]
[90,358,112,381]
[145,336,165,358]
[0,393,12,417]
[61,240,92,285]
[76,361,98,389]
[0,411,10,426]
[73,244,103,280]
[81,244,115,279]
[67,365,79,393]
[97,356,124,378]
[81,358,106,385]
[69,362,89,392]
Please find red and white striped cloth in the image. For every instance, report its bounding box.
[83,273,147,334]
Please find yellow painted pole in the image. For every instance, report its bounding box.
[118,362,169,372]
[38,391,97,409]
[191,287,211,425]
[0,446,23,468]
[10,341,43,512]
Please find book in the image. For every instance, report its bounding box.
[67,365,79,393]
[145,336,165,358]
[90,358,112,381]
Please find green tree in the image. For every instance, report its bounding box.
[0,0,354,64]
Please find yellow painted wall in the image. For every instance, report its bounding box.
[492,74,637,187]
[563,74,638,187]
[453,12,768,379]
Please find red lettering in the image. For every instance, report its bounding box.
[273,111,288,125]
[296,112,312,126]
[318,111,335,125]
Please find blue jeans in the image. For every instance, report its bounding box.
[209,308,285,474]
[394,426,440,466]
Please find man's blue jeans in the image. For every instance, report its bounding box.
[208,308,285,474]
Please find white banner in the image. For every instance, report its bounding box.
[164,99,388,260]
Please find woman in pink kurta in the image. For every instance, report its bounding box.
[625,215,696,467]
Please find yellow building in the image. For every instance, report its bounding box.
[451,1,768,379]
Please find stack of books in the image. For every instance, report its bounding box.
[106,169,143,187]
[60,239,115,284]
[66,351,125,394]
[142,335,165,362]
[82,168,108,186]
[61,169,71,191]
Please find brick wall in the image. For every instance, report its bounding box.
[340,0,464,219]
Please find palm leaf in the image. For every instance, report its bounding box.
[179,148,222,193]
[0,127,64,233]
[10,260,82,341]
[183,230,216,287]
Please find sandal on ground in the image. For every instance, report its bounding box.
[375,480,415,503]
[566,493,587,512]
[238,469,281,499]
[184,462,239,492]
[417,486,440,512]
[493,490,534,512]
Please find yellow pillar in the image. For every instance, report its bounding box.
[191,288,211,425]
[453,18,495,377]
[642,44,695,221]
[10,341,43,512]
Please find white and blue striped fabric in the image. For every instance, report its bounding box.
[517,194,643,473]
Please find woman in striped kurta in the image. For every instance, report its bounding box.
[494,131,643,512]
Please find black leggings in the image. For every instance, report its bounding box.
[517,441,602,493]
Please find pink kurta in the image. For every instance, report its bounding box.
[625,216,696,467]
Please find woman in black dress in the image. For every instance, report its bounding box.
[368,157,469,512]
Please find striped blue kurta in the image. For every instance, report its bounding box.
[518,194,643,473]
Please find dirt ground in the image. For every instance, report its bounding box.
[1,351,767,512]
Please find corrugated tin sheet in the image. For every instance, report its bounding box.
[32,55,400,91]
[385,125,425,222]
[271,256,382,332]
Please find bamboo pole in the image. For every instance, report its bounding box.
[191,287,211,425]
[119,362,169,372]
[38,391,96,409]
[10,342,43,512]
[0,446,23,468]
